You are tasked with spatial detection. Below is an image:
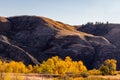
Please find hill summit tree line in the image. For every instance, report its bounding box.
[0,56,117,75]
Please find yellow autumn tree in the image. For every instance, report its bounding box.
[55,60,67,74]
[0,61,6,73]
[38,56,87,75]
[27,64,33,73]
[78,61,87,73]
[0,60,27,73]
[99,59,117,75]
[0,56,87,74]
[33,64,41,73]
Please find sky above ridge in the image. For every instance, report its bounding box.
[0,0,120,25]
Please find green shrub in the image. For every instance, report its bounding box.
[99,59,117,75]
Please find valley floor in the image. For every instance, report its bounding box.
[22,74,120,80]
[89,74,120,80]
[1,73,120,80]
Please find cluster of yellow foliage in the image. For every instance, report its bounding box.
[0,60,27,73]
[35,56,87,74]
[0,57,117,76]
[0,56,87,74]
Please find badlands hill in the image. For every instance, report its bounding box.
[0,16,120,69]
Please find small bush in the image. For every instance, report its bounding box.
[80,72,89,78]
[88,69,101,75]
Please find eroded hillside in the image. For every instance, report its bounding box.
[0,16,119,69]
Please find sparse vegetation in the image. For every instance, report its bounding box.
[54,76,109,80]
[88,69,101,75]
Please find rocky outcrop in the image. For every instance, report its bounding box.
[0,16,119,69]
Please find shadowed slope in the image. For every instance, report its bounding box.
[0,16,119,69]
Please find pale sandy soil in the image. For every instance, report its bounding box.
[2,73,120,80]
[90,74,120,80]
[22,74,120,80]
[1,73,52,80]
[22,75,52,80]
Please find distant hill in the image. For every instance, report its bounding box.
[0,16,120,69]
[77,22,120,49]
